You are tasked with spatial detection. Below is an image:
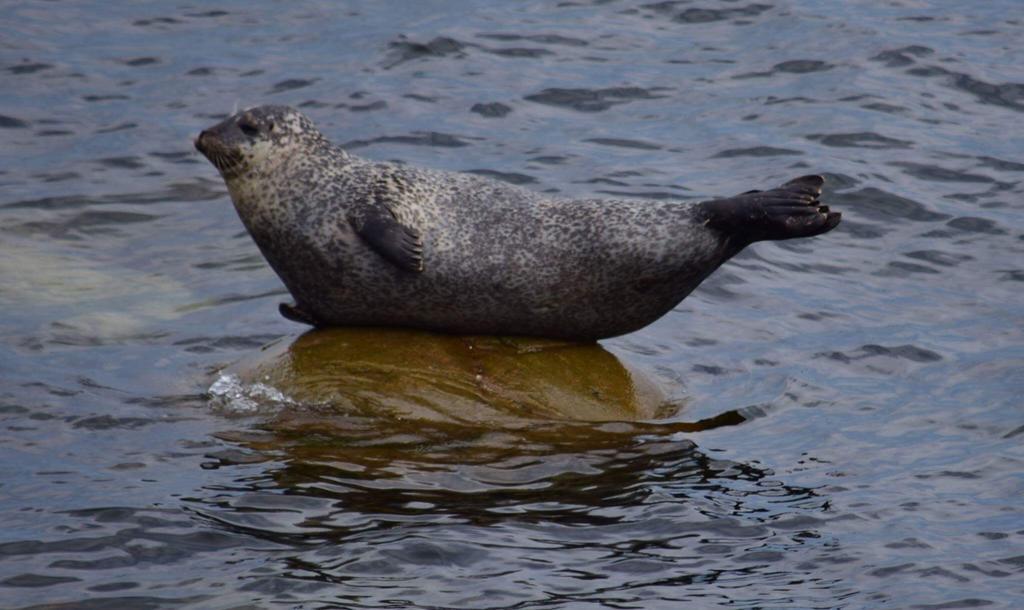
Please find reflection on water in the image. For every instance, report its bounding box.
[196,388,816,608]
[2,0,1023,608]
[189,426,833,609]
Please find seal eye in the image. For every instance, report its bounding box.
[238,120,260,138]
[267,122,275,132]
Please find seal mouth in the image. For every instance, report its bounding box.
[195,130,243,176]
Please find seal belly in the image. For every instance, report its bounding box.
[303,198,732,339]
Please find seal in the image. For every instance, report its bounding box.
[195,105,840,340]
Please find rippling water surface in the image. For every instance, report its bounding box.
[2,1,1023,608]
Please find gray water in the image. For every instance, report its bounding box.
[2,1,1023,608]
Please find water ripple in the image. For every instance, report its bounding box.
[2,1,1023,608]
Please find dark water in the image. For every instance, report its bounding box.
[2,1,1023,608]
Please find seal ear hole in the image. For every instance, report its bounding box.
[238,120,260,138]
[267,122,275,132]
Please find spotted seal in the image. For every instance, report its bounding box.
[195,105,840,340]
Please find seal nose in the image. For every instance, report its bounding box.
[195,129,210,154]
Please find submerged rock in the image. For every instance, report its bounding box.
[223,328,679,424]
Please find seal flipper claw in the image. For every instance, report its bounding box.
[279,302,318,326]
[700,174,840,244]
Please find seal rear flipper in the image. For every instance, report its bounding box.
[700,174,841,244]
[349,206,424,273]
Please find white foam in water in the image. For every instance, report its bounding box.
[208,372,293,414]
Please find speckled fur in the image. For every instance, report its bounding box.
[196,106,826,340]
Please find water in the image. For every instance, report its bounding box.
[2,1,1023,608]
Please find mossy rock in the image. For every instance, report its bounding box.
[227,328,679,424]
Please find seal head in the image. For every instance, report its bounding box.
[194,106,328,180]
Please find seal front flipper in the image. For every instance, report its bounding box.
[348,203,424,273]
[700,174,841,245]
